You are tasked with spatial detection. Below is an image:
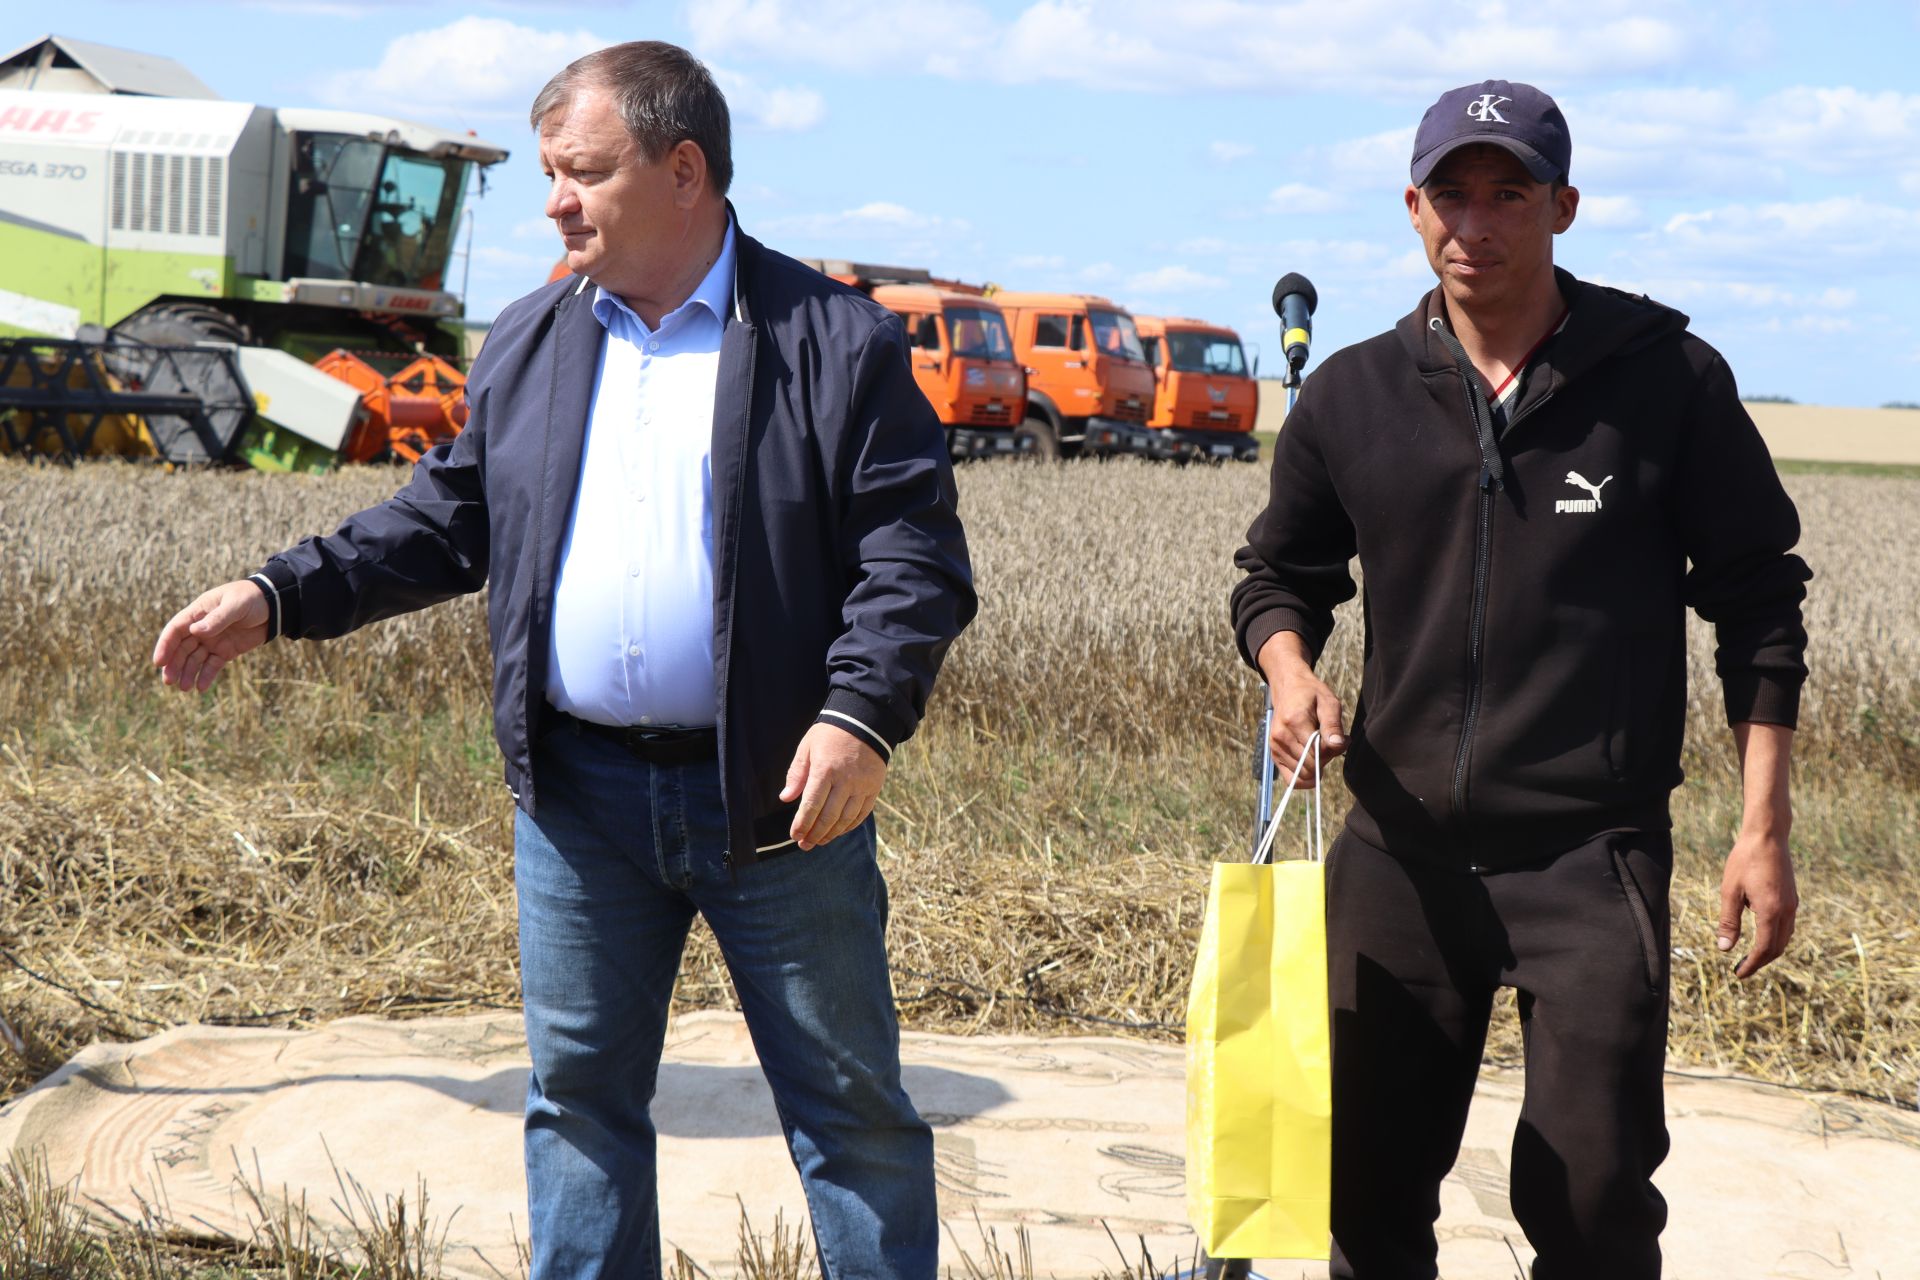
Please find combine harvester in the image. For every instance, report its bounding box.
[1134,315,1260,461]
[0,35,507,470]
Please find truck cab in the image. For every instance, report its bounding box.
[992,292,1155,458]
[802,261,1030,459]
[1135,316,1260,461]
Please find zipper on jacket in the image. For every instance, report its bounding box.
[1429,317,1505,829]
[1429,316,1561,829]
[1452,466,1495,822]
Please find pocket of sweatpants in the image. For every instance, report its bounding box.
[1610,843,1666,994]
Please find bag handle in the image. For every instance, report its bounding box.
[1251,730,1322,866]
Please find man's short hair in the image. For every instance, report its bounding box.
[530,41,734,197]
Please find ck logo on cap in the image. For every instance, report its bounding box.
[1466,94,1511,124]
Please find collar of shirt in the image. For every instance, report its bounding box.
[589,216,737,341]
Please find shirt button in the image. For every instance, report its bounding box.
[628,644,642,658]
[648,340,660,352]
[639,715,653,726]
[628,562,642,577]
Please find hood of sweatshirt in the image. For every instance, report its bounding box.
[1397,267,1692,409]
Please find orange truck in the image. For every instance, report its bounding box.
[992,292,1156,458]
[802,261,1031,460]
[1134,315,1261,461]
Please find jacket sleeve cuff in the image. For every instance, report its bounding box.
[1722,672,1801,730]
[1240,607,1325,672]
[251,559,302,641]
[818,689,902,762]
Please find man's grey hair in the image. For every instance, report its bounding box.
[529,41,733,196]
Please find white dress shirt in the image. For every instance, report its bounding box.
[544,221,737,728]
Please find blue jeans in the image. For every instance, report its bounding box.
[514,726,936,1280]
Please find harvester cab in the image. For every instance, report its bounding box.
[0,35,507,471]
[800,260,1031,461]
[991,292,1155,459]
[1135,316,1260,462]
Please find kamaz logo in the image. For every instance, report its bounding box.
[1208,387,1226,403]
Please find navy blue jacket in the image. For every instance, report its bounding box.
[255,224,976,866]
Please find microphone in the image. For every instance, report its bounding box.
[1271,273,1317,382]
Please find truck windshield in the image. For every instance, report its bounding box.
[1168,330,1248,376]
[1089,309,1146,362]
[285,134,469,291]
[945,307,1014,361]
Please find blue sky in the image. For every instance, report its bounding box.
[9,1,1919,406]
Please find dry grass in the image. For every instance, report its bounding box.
[0,1148,1206,1280]
[0,457,1915,1124]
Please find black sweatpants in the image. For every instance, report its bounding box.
[1325,828,1673,1280]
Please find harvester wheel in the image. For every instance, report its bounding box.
[104,303,254,465]
[1016,415,1062,461]
[113,302,252,348]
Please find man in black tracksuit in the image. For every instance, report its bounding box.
[1231,81,1809,1279]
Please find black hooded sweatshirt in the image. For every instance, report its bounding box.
[1232,270,1810,871]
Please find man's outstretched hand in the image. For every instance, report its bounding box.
[781,722,888,851]
[152,580,270,693]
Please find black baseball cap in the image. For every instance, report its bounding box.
[1410,80,1570,186]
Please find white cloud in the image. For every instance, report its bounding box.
[1390,247,1432,279]
[1657,197,1920,262]
[710,67,827,132]
[687,0,995,72]
[760,201,969,239]
[1079,261,1119,283]
[687,0,1710,96]
[315,18,824,135]
[469,244,557,273]
[317,16,607,120]
[1209,141,1256,165]
[1321,126,1419,192]
[1573,84,1920,193]
[1577,194,1643,230]
[1587,273,1864,317]
[1010,253,1066,270]
[511,216,554,240]
[1126,265,1226,293]
[1267,183,1344,215]
[1175,237,1236,255]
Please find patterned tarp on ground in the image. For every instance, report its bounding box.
[2,1011,1916,1279]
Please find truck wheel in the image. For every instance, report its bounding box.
[1016,415,1062,461]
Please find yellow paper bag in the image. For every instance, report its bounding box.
[1185,735,1331,1261]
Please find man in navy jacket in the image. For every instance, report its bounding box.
[153,41,973,1280]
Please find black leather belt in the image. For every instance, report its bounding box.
[544,707,718,766]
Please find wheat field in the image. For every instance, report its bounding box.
[0,457,1915,1112]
